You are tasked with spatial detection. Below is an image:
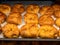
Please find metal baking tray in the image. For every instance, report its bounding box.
[0,1,59,41]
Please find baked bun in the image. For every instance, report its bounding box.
[39,15,54,26]
[7,12,22,25]
[26,4,40,14]
[39,6,53,16]
[52,4,60,11]
[55,18,60,27]
[12,3,25,13]
[58,30,60,37]
[2,23,19,38]
[38,25,58,38]
[24,13,38,24]
[20,24,39,38]
[0,12,6,24]
[54,10,60,18]
[0,25,2,34]
[0,4,11,15]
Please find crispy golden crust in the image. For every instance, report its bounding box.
[0,25,2,34]
[24,13,38,24]
[54,10,60,18]
[0,12,6,24]
[55,18,60,27]
[2,23,19,38]
[52,4,60,11]
[58,30,60,37]
[12,4,25,13]
[39,6,53,16]
[0,4,11,15]
[52,5,60,18]
[38,25,58,38]
[26,4,40,14]
[7,12,22,25]
[20,24,39,38]
[39,15,54,26]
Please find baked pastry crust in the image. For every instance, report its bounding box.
[52,4,60,11]
[39,15,54,26]
[12,3,25,13]
[38,25,58,38]
[55,18,60,27]
[20,24,39,38]
[0,4,11,15]
[58,30,60,37]
[54,10,60,18]
[2,23,19,38]
[7,12,22,25]
[26,4,40,14]
[0,12,6,24]
[0,25,2,34]
[24,13,38,24]
[39,6,53,16]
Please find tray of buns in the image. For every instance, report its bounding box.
[0,1,60,41]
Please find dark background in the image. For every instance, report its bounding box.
[0,0,60,5]
[0,41,60,45]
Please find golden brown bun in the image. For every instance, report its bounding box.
[0,4,11,15]
[2,23,19,38]
[52,4,60,18]
[52,4,60,11]
[7,12,22,25]
[20,24,39,38]
[26,4,40,14]
[38,25,58,38]
[39,6,53,16]
[58,30,60,37]
[12,3,25,13]
[24,13,38,24]
[55,18,60,27]
[39,15,54,26]
[0,12,6,24]
[0,25,2,34]
[54,10,60,18]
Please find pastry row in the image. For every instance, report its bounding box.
[0,12,60,26]
[0,4,60,17]
[0,23,59,38]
